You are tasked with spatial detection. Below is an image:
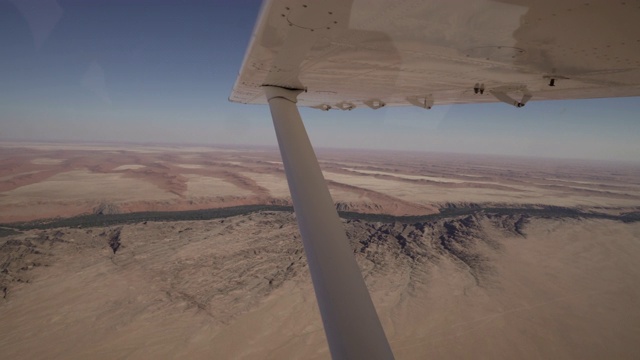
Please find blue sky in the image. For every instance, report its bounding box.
[1,0,639,162]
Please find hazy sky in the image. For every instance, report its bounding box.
[1,0,639,162]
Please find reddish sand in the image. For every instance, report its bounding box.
[1,141,639,223]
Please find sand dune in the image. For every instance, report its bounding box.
[1,143,639,222]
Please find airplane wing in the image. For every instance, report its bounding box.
[229,1,639,359]
[230,0,640,109]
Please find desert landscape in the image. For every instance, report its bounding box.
[2,141,639,223]
[1,141,640,359]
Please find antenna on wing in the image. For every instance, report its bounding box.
[407,95,434,109]
[490,86,532,108]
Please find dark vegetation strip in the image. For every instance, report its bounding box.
[340,207,640,224]
[4,205,294,232]
[2,204,639,237]
[0,227,22,237]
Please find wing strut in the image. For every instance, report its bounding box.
[265,85,395,360]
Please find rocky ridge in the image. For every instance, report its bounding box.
[0,211,527,313]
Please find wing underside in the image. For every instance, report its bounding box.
[230,0,640,109]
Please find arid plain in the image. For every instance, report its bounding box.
[1,141,640,359]
[2,141,639,223]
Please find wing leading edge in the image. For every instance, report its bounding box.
[230,0,640,110]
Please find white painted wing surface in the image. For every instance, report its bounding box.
[230,0,640,109]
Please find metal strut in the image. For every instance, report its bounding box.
[264,85,395,360]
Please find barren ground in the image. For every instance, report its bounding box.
[2,142,639,223]
[1,141,640,359]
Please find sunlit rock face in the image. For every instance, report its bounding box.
[2,211,639,359]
